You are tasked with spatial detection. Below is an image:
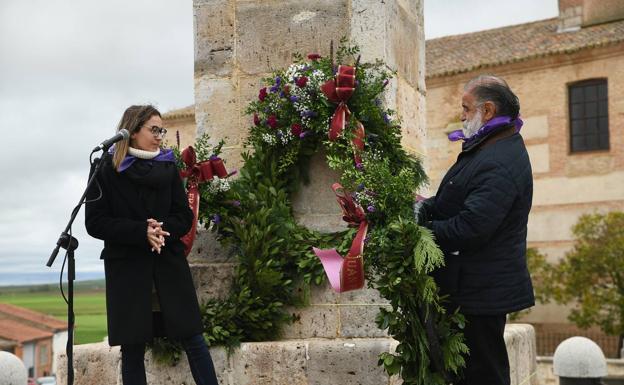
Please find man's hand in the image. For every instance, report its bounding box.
[147,219,170,254]
[414,195,428,225]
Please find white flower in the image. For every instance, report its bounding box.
[261,133,277,145]
[207,176,231,194]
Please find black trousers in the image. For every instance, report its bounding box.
[121,334,219,385]
[455,314,509,385]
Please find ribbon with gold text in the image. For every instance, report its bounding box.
[179,146,229,256]
[313,183,368,292]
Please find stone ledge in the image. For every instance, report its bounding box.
[56,324,537,385]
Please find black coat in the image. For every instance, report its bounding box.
[423,125,535,315]
[85,155,203,346]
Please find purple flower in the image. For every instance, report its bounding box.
[210,155,220,161]
[269,84,279,93]
[356,183,365,191]
[355,162,364,170]
[275,76,282,86]
[301,110,317,118]
[289,95,299,103]
[374,98,382,106]
[211,214,221,224]
[382,79,389,89]
[232,200,241,207]
[367,205,376,213]
[299,131,310,138]
[364,236,370,244]
[279,90,286,98]
[383,112,390,124]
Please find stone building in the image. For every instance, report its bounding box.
[0,303,68,378]
[425,0,624,355]
[162,105,196,150]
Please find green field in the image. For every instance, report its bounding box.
[0,282,108,344]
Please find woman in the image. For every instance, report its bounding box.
[85,105,219,385]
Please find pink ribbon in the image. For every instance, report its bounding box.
[313,183,368,292]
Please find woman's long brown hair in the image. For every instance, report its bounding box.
[112,105,161,171]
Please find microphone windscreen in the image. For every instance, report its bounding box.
[119,128,129,139]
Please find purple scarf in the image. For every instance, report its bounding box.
[448,116,523,143]
[108,146,176,172]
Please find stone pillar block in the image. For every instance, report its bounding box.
[305,338,394,385]
[190,262,237,304]
[235,0,350,75]
[505,323,539,385]
[231,341,309,385]
[291,151,346,233]
[56,344,121,385]
[397,76,427,156]
[194,0,236,77]
[188,228,235,264]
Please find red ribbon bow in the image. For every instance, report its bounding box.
[179,146,229,256]
[320,65,365,164]
[313,183,368,292]
[180,146,228,184]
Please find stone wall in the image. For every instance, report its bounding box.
[425,44,624,323]
[55,324,538,385]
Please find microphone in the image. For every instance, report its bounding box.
[92,129,130,152]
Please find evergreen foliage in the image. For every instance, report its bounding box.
[160,42,467,383]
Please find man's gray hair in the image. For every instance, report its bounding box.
[464,74,520,119]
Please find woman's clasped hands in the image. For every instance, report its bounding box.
[146,218,170,254]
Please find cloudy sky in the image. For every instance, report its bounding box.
[0,0,558,286]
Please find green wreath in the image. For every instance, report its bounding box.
[169,42,467,385]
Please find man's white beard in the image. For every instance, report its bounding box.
[462,109,483,138]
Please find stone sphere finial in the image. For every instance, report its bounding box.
[0,351,28,385]
[553,336,608,379]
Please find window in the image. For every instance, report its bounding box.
[38,344,48,365]
[568,79,609,152]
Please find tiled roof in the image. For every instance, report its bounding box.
[426,17,624,79]
[0,303,67,332]
[0,319,53,343]
[162,105,195,120]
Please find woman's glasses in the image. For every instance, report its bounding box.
[145,125,167,138]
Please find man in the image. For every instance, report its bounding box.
[417,75,535,385]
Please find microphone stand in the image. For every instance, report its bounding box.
[46,150,109,385]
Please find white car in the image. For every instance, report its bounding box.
[36,377,56,385]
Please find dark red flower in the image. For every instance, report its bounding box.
[267,115,278,129]
[307,53,322,61]
[258,87,268,101]
[283,85,290,95]
[295,76,308,88]
[253,113,261,126]
[291,123,302,137]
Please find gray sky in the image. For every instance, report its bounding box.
[0,0,558,285]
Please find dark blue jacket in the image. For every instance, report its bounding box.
[423,125,534,315]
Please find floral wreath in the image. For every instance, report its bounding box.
[168,42,468,385]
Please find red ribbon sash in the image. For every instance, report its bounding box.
[321,65,366,164]
[179,146,229,256]
[313,183,367,292]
